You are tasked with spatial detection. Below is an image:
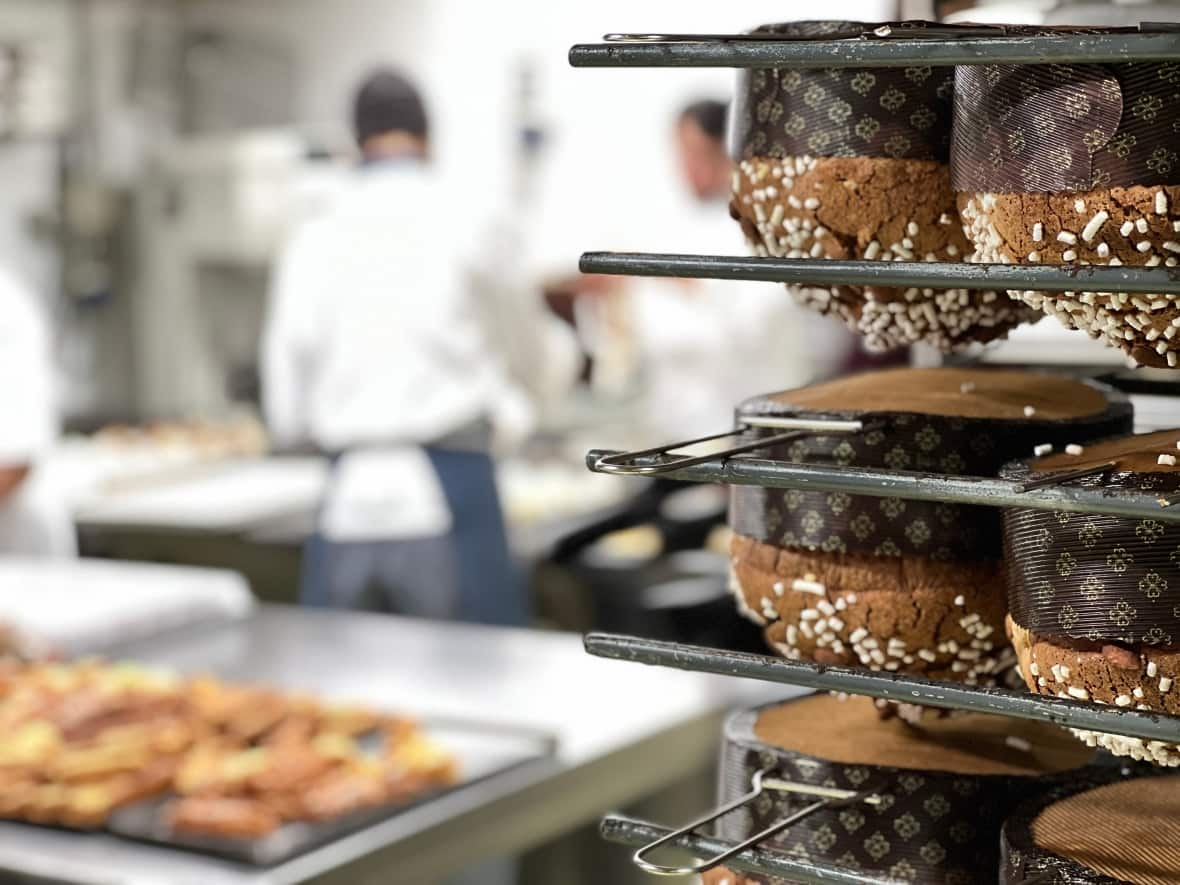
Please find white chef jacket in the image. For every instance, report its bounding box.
[0,270,74,557]
[262,161,578,542]
[626,198,840,442]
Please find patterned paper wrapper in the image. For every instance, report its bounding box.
[730,383,1132,563]
[717,699,1092,885]
[1002,458,1180,645]
[1000,771,1170,884]
[732,21,957,163]
[952,25,1180,194]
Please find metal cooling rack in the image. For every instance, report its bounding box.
[585,633,1180,744]
[570,29,1180,68]
[572,23,1180,884]
[601,815,890,885]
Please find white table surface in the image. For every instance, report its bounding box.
[68,457,328,533]
[0,557,254,655]
[0,607,791,884]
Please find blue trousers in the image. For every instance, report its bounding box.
[300,447,527,627]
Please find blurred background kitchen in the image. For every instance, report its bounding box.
[0,1,1173,884]
[0,0,895,629]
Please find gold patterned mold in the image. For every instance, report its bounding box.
[1002,436,1180,764]
[953,33,1180,368]
[713,695,1095,884]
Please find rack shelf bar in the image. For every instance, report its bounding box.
[570,32,1180,69]
[584,450,1180,523]
[600,816,889,885]
[585,633,1180,743]
[579,252,1180,296]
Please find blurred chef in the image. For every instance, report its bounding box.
[0,269,74,557]
[263,69,576,625]
[622,99,844,443]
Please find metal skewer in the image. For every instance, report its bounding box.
[579,252,1180,296]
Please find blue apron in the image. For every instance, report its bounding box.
[300,445,527,627]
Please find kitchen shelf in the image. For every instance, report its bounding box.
[585,632,1180,745]
[584,449,1180,523]
[600,815,889,885]
[569,30,1180,69]
[579,252,1180,296]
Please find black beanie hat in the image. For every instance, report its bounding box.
[353,68,429,145]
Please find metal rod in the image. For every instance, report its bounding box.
[596,429,824,477]
[584,633,1180,744]
[579,252,1180,295]
[585,449,1180,523]
[570,32,1180,68]
[763,779,884,805]
[602,815,896,885]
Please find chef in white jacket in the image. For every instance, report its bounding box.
[0,269,74,557]
[263,69,577,625]
[624,100,847,443]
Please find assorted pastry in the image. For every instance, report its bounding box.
[0,661,456,836]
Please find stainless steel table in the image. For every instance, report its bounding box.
[0,606,789,885]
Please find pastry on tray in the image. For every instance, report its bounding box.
[0,660,458,833]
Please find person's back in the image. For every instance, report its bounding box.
[262,69,541,625]
[271,165,499,451]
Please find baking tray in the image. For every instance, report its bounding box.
[106,717,556,866]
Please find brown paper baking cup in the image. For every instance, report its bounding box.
[1001,771,1173,884]
[1002,454,1180,645]
[733,21,957,162]
[952,25,1180,193]
[731,377,1132,562]
[718,697,1097,885]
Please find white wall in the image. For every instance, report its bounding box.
[0,0,71,300]
[183,0,896,263]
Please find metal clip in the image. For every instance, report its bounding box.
[1014,461,1116,493]
[602,31,861,43]
[632,768,884,876]
[593,417,864,477]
